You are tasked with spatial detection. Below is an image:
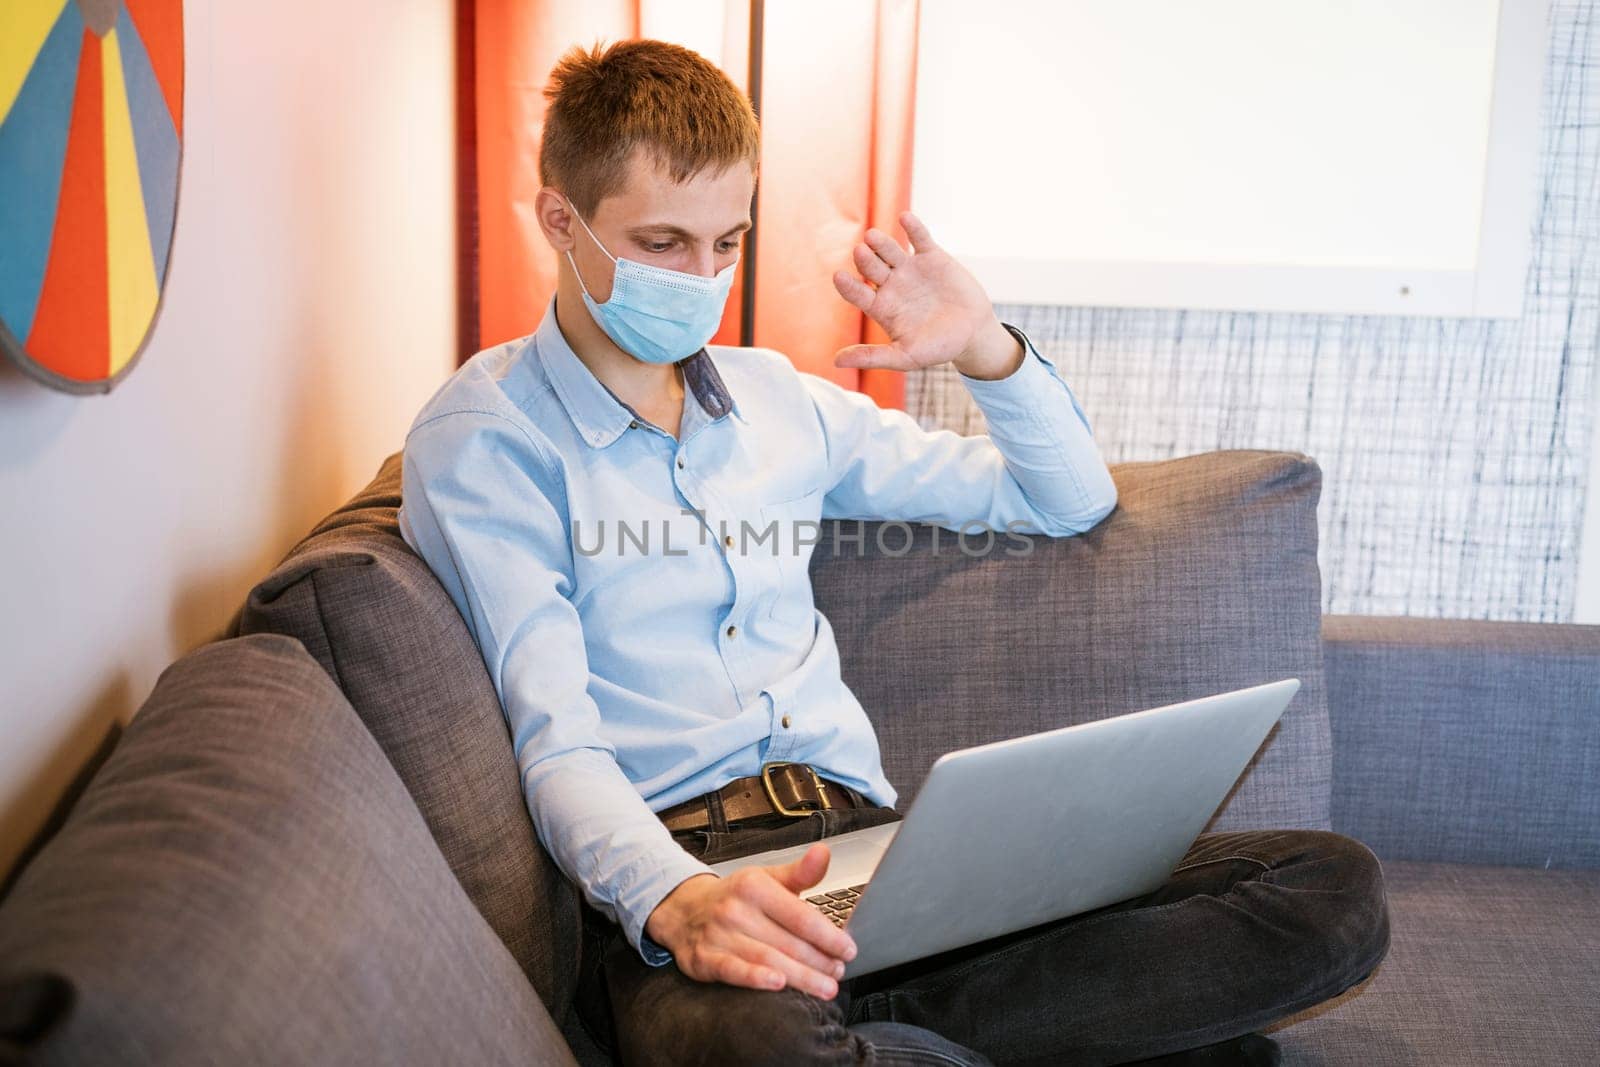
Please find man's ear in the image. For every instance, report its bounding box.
[535,187,577,252]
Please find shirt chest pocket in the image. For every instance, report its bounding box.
[757,487,825,627]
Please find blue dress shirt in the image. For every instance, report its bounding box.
[397,296,1117,963]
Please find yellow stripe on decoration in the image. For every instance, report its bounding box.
[101,27,159,375]
[0,0,67,124]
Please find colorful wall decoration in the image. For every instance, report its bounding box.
[0,0,184,394]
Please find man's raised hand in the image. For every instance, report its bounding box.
[831,210,1022,380]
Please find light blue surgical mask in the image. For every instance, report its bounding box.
[564,199,738,365]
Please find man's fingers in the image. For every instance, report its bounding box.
[900,210,938,253]
[701,948,785,992]
[676,862,858,1001]
[745,895,857,979]
[853,243,892,286]
[768,842,831,894]
[731,933,840,1000]
[748,867,859,963]
[738,924,844,997]
[745,911,849,980]
[863,227,909,267]
[832,270,876,313]
[693,930,839,1000]
[833,343,908,371]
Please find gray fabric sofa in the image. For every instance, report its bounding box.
[1,448,1595,1065]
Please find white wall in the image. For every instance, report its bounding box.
[917,0,1596,625]
[0,0,456,875]
[913,0,1546,318]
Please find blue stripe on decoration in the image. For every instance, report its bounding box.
[115,3,178,288]
[0,1,84,342]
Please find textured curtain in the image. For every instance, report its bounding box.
[461,0,919,410]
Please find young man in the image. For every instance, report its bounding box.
[398,40,1389,1067]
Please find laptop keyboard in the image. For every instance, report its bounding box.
[805,884,869,927]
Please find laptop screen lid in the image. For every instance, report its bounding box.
[835,677,1302,976]
[703,679,1301,978]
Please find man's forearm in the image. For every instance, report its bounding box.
[524,746,715,964]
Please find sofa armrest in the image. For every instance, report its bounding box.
[1323,615,1600,869]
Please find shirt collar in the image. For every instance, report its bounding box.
[534,296,745,449]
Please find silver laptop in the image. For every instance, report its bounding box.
[708,679,1301,978]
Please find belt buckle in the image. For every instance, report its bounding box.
[760,761,832,817]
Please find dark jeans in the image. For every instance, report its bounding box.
[575,804,1391,1066]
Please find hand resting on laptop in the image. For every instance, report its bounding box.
[644,842,856,1000]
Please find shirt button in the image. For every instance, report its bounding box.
[723,534,734,548]
[628,419,639,429]
[676,455,685,469]
[725,624,737,638]
[781,715,792,729]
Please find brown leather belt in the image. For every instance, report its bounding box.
[657,761,868,834]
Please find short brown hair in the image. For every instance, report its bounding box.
[540,39,760,216]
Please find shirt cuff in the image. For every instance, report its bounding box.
[639,933,675,967]
[957,322,1093,433]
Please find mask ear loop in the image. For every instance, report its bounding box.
[565,198,617,263]
[562,196,616,304]
[564,249,593,303]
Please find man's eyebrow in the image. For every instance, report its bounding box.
[628,221,753,239]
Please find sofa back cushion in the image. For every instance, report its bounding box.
[0,634,574,1066]
[811,449,1334,831]
[225,453,579,1014]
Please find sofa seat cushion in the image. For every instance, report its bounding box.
[1270,860,1600,1063]
[811,450,1334,831]
[0,634,574,1066]
[226,452,579,1013]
